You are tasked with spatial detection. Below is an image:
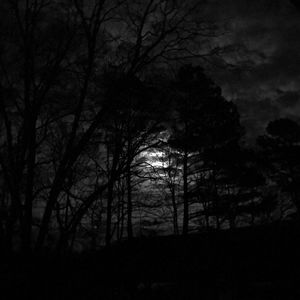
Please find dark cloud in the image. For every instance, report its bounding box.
[208,0,300,141]
[276,91,300,108]
[236,97,281,141]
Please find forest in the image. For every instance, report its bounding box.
[0,0,300,299]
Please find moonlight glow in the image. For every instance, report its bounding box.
[144,150,166,168]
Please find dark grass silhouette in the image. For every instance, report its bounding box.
[1,221,300,300]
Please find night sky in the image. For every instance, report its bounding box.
[208,0,300,142]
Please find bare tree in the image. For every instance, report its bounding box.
[0,0,232,252]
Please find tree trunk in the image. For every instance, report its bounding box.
[117,180,125,241]
[126,126,133,241]
[5,191,22,253]
[229,214,235,229]
[22,1,36,253]
[35,182,64,251]
[105,180,113,246]
[182,148,189,235]
[105,141,121,247]
[127,163,133,240]
[171,186,179,235]
[22,116,37,253]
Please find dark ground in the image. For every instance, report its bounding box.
[1,221,300,299]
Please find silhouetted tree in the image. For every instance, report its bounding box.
[257,118,300,220]
[152,142,182,235]
[203,146,275,227]
[168,65,242,234]
[0,0,249,252]
[99,70,167,244]
[291,0,300,12]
